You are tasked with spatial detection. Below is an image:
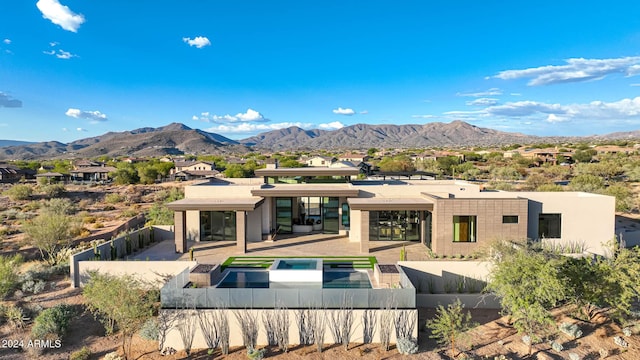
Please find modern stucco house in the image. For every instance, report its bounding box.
[168,165,615,257]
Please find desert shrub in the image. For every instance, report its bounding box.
[43,198,76,215]
[103,351,124,360]
[69,346,91,360]
[139,318,159,341]
[31,303,75,340]
[83,215,97,224]
[559,322,583,339]
[3,184,33,201]
[5,304,29,330]
[105,193,125,204]
[93,222,105,229]
[551,340,564,352]
[41,184,66,198]
[0,254,23,299]
[21,278,47,295]
[120,207,139,218]
[22,200,41,212]
[396,337,419,354]
[103,205,116,211]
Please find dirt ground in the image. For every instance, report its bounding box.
[1,276,638,360]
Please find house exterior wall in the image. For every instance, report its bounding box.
[522,192,615,256]
[247,208,263,242]
[431,198,528,256]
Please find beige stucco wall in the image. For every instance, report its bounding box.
[349,209,362,243]
[161,308,417,351]
[77,261,196,288]
[431,198,528,256]
[246,208,262,242]
[521,192,615,256]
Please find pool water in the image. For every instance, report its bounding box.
[217,270,372,289]
[275,259,318,270]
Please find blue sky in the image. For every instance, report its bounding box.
[1,1,640,142]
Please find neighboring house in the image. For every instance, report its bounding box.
[0,165,24,183]
[339,153,371,163]
[35,172,66,183]
[70,166,117,181]
[74,160,104,168]
[173,169,220,181]
[306,156,336,167]
[173,161,215,172]
[168,166,615,257]
[171,161,218,181]
[329,160,372,175]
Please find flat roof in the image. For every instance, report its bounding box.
[347,197,434,211]
[252,185,360,197]
[255,167,360,177]
[167,197,264,211]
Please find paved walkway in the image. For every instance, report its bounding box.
[134,232,430,265]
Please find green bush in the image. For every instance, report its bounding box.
[3,184,33,201]
[139,318,159,340]
[0,254,23,299]
[31,304,75,340]
[69,346,91,360]
[41,184,66,198]
[105,193,125,204]
[5,304,28,330]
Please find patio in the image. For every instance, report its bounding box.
[132,232,431,264]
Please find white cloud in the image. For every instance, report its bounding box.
[49,41,59,47]
[205,122,314,134]
[65,108,108,122]
[456,88,503,97]
[411,114,437,119]
[182,36,211,48]
[631,83,640,87]
[36,0,85,33]
[466,98,498,106]
[43,48,77,59]
[196,108,267,123]
[318,121,345,130]
[495,56,640,86]
[332,107,355,115]
[447,97,640,125]
[359,110,369,115]
[2,39,10,45]
[486,101,566,117]
[76,127,87,132]
[62,127,68,132]
[0,92,22,108]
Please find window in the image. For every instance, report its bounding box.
[341,203,350,227]
[200,211,236,241]
[453,216,476,242]
[502,215,518,224]
[538,213,561,238]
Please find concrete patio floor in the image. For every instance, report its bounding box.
[132,232,431,265]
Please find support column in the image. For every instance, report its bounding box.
[174,211,187,253]
[236,210,247,253]
[360,211,370,254]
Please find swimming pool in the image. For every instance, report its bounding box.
[217,269,372,289]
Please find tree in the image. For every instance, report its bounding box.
[22,199,80,265]
[111,163,139,185]
[426,298,477,357]
[561,241,640,323]
[569,174,604,193]
[573,149,596,163]
[378,155,415,172]
[367,148,378,156]
[487,243,566,355]
[525,173,552,191]
[604,183,635,212]
[137,165,159,184]
[83,272,157,360]
[223,164,251,178]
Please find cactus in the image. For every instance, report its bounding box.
[125,233,132,255]
[189,247,194,261]
[149,228,155,243]
[246,346,265,360]
[400,245,407,261]
[138,231,144,249]
[93,242,101,260]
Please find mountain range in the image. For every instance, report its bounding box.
[0,120,637,160]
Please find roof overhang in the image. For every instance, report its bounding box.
[255,167,360,177]
[167,197,264,211]
[252,186,360,197]
[347,197,434,211]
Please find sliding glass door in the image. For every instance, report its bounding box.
[322,197,339,234]
[275,197,293,233]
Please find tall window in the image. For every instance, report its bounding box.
[200,211,236,241]
[369,210,422,241]
[538,213,561,238]
[453,216,476,242]
[341,203,350,228]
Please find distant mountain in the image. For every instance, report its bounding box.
[239,127,327,148]
[0,123,247,160]
[1,121,639,160]
[0,140,35,148]
[241,121,536,149]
